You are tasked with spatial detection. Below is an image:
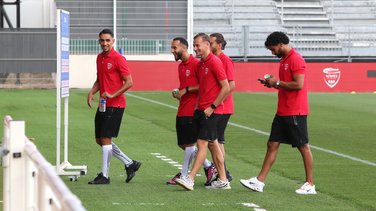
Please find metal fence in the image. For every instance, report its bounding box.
[70,39,170,55]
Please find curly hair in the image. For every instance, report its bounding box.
[264,31,289,48]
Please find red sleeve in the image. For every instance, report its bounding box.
[214,59,227,81]
[291,55,306,75]
[223,58,235,81]
[117,55,131,77]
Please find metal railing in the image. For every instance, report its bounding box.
[70,39,170,55]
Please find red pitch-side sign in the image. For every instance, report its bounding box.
[127,61,376,92]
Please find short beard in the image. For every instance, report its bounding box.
[175,51,183,61]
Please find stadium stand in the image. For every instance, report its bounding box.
[193,0,376,57]
[56,0,187,55]
[274,0,342,56]
[53,0,376,57]
[193,0,281,56]
[322,0,376,56]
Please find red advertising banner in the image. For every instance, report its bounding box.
[128,61,376,92]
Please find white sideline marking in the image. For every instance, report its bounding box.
[129,93,376,167]
[113,202,165,206]
[150,152,202,176]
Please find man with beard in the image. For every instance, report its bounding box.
[167,37,217,185]
[240,31,316,194]
[176,33,230,190]
[87,29,141,184]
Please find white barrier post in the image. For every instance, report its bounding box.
[3,115,86,211]
[4,120,27,211]
[2,115,12,211]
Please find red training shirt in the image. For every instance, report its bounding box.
[197,53,227,114]
[96,48,131,108]
[177,55,200,116]
[277,48,309,116]
[218,52,235,114]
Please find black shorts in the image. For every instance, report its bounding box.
[95,107,124,139]
[217,114,231,144]
[194,110,221,142]
[176,116,197,145]
[269,115,309,148]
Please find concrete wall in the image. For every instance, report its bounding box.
[69,55,173,88]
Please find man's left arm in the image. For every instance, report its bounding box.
[267,74,304,90]
[102,74,133,99]
[204,79,229,117]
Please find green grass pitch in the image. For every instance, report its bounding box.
[0,90,375,210]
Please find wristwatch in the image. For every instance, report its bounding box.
[210,103,217,109]
[276,80,280,87]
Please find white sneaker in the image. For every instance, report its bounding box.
[240,177,265,192]
[206,178,231,190]
[295,182,317,195]
[175,175,194,191]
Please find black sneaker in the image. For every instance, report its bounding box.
[226,170,233,182]
[125,160,141,183]
[88,172,110,184]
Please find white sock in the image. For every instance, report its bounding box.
[203,159,212,169]
[102,144,112,178]
[181,146,196,176]
[112,143,133,167]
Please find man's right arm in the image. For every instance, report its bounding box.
[87,79,99,108]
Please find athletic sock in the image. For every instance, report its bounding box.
[112,143,133,167]
[181,146,195,176]
[102,144,112,178]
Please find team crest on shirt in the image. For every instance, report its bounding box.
[186,69,190,77]
[107,63,113,70]
[323,67,341,88]
[283,63,289,71]
[205,68,209,75]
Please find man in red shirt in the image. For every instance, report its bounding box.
[87,29,141,184]
[176,33,230,190]
[167,37,216,185]
[210,33,235,183]
[240,31,316,194]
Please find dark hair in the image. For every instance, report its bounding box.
[99,29,114,38]
[210,33,227,50]
[194,33,210,43]
[173,37,189,48]
[264,31,289,48]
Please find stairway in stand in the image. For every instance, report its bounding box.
[274,0,342,56]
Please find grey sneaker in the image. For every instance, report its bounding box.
[175,175,194,191]
[206,178,231,190]
[240,177,265,192]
